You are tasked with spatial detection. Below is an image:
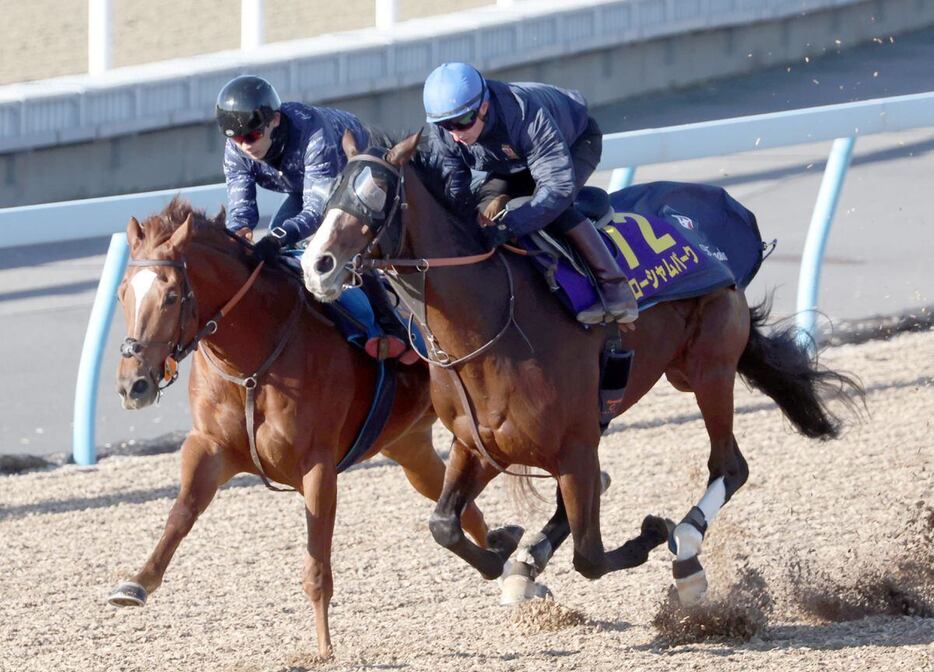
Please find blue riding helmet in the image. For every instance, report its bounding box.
[423,63,488,123]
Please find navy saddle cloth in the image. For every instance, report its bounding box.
[519,181,766,315]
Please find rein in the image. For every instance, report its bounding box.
[335,153,549,479]
[123,251,307,491]
[198,283,306,492]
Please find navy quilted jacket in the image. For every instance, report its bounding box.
[425,79,591,236]
[223,102,369,244]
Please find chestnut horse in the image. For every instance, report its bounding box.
[300,130,863,606]
[107,198,490,659]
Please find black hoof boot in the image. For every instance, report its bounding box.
[484,525,525,578]
[641,514,673,549]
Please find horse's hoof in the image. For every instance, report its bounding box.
[673,556,707,607]
[108,581,148,607]
[500,571,553,605]
[488,525,524,560]
[641,514,671,548]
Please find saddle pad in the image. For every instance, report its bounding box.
[520,181,765,316]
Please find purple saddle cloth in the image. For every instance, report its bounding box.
[518,181,765,319]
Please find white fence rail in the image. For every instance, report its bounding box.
[1,90,928,464]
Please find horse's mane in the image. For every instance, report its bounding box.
[139,196,244,255]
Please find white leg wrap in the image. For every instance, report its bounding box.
[697,476,726,525]
[673,523,704,561]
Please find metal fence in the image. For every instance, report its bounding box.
[2,90,929,464]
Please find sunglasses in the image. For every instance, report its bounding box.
[437,109,481,132]
[232,125,266,144]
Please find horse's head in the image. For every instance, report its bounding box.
[301,130,421,301]
[115,199,227,409]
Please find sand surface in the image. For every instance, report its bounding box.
[1,329,932,671]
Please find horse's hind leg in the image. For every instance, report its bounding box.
[380,430,489,547]
[108,433,237,607]
[428,439,523,580]
[668,291,750,605]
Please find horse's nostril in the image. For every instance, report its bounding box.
[314,255,335,275]
[130,379,150,397]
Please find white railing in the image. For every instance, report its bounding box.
[1,89,922,464]
[85,0,532,76]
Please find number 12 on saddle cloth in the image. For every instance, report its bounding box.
[519,181,766,319]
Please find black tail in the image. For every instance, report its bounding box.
[738,299,864,440]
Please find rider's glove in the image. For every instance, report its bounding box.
[480,221,512,250]
[252,234,283,263]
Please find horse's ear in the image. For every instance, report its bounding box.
[213,205,227,228]
[168,213,194,251]
[127,217,144,256]
[385,129,422,167]
[342,129,359,159]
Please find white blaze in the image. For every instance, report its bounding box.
[301,208,345,293]
[130,269,157,336]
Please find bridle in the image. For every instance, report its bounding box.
[332,151,521,367]
[326,149,548,479]
[122,239,319,491]
[120,256,264,393]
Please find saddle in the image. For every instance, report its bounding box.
[504,187,613,286]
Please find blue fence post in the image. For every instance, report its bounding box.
[73,233,129,465]
[608,166,636,192]
[795,136,857,350]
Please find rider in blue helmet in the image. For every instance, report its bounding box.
[422,63,638,325]
[216,74,413,361]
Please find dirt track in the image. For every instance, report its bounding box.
[1,330,932,671]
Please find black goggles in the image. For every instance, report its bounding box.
[437,108,480,132]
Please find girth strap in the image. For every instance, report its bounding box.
[334,361,398,473]
[200,286,305,492]
[443,367,551,479]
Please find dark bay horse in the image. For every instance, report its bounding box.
[108,198,490,658]
[300,130,863,606]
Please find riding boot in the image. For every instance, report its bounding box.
[360,272,418,364]
[565,220,639,324]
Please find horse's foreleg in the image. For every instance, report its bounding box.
[380,430,490,547]
[108,433,236,607]
[301,460,337,660]
[500,472,611,604]
[671,365,749,606]
[560,448,667,580]
[428,439,522,580]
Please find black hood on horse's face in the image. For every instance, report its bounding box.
[324,149,400,232]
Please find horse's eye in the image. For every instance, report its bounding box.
[164,292,179,306]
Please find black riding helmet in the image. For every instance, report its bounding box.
[215,75,282,138]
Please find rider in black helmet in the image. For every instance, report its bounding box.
[215,74,414,363]
[216,75,281,143]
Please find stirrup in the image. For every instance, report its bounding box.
[612,306,638,324]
